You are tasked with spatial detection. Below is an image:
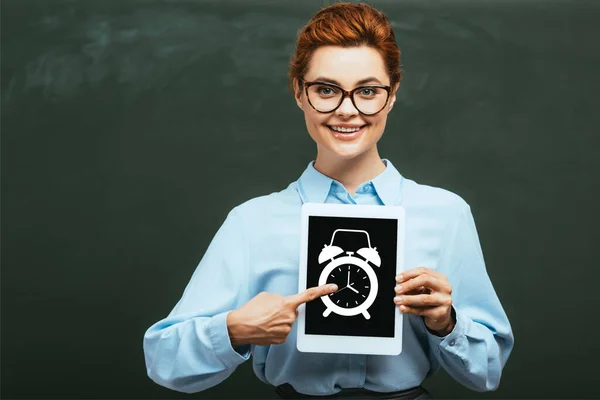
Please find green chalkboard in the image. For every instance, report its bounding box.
[2,0,599,398]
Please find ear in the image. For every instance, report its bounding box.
[293,78,304,110]
[388,82,400,111]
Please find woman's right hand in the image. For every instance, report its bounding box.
[226,284,338,346]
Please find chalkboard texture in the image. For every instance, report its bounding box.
[2,0,599,398]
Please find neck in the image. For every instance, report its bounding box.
[314,147,386,196]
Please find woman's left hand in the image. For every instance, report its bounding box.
[394,266,455,336]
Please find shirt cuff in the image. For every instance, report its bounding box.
[424,306,468,357]
[208,310,251,368]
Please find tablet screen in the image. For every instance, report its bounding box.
[305,215,398,338]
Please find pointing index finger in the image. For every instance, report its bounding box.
[286,284,338,308]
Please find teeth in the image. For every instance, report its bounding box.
[330,126,361,133]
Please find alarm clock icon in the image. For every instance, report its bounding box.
[317,229,381,320]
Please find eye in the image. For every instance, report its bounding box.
[317,86,339,96]
[358,87,377,97]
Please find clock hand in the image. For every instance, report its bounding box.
[333,286,348,294]
[348,284,359,294]
[347,270,350,287]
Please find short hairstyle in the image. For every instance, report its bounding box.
[288,2,402,93]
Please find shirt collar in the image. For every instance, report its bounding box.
[371,159,403,205]
[297,159,403,205]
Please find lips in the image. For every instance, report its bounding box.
[327,124,367,141]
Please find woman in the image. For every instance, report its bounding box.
[143,3,514,399]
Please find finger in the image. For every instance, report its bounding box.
[426,269,449,282]
[394,293,450,308]
[394,285,430,295]
[396,266,448,283]
[396,266,429,283]
[396,304,432,317]
[286,284,338,308]
[398,305,451,322]
[397,274,451,295]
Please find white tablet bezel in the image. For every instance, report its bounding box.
[296,202,405,355]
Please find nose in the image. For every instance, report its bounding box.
[335,95,359,117]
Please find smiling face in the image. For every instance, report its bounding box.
[295,45,398,164]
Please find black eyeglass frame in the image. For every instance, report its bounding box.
[301,80,392,116]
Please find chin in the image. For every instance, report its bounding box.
[331,147,369,160]
[321,141,375,161]
[325,134,380,161]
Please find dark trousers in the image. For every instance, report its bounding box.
[275,383,433,399]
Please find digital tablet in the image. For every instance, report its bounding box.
[296,202,405,355]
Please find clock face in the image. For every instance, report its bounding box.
[325,263,372,309]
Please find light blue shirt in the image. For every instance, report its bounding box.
[143,159,514,395]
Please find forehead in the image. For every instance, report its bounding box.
[305,45,389,86]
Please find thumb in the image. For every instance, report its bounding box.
[286,284,338,308]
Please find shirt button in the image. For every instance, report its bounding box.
[449,339,456,346]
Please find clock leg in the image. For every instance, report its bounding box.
[362,310,371,320]
[323,308,333,318]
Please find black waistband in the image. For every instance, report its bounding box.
[275,383,432,399]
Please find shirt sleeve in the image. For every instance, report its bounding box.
[424,203,515,392]
[143,207,251,394]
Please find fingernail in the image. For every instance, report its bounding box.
[397,274,403,281]
[394,296,402,303]
[395,285,402,292]
[330,284,338,291]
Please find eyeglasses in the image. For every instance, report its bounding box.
[302,80,392,116]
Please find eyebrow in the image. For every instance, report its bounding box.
[312,76,385,86]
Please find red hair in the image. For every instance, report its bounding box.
[289,2,402,93]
